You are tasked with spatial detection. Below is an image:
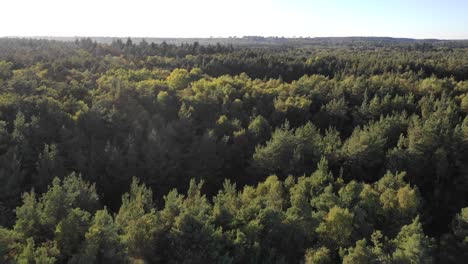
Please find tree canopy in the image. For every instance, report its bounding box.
[0,37,467,263]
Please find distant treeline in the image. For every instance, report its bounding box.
[5,36,468,47]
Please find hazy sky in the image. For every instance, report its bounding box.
[1,0,467,39]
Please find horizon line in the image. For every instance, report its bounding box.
[2,35,468,41]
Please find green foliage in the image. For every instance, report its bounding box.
[248,115,271,142]
[35,144,64,192]
[71,208,126,263]
[452,207,468,244]
[0,159,448,263]
[0,60,13,80]
[14,191,41,238]
[253,122,321,176]
[0,227,22,263]
[12,174,100,261]
[16,238,59,264]
[391,217,433,263]
[55,208,91,260]
[167,68,192,90]
[17,238,36,264]
[342,239,375,264]
[304,247,331,264]
[316,206,354,248]
[116,178,163,261]
[0,37,467,263]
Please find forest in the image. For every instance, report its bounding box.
[0,37,467,263]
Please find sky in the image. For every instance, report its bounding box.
[1,0,467,39]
